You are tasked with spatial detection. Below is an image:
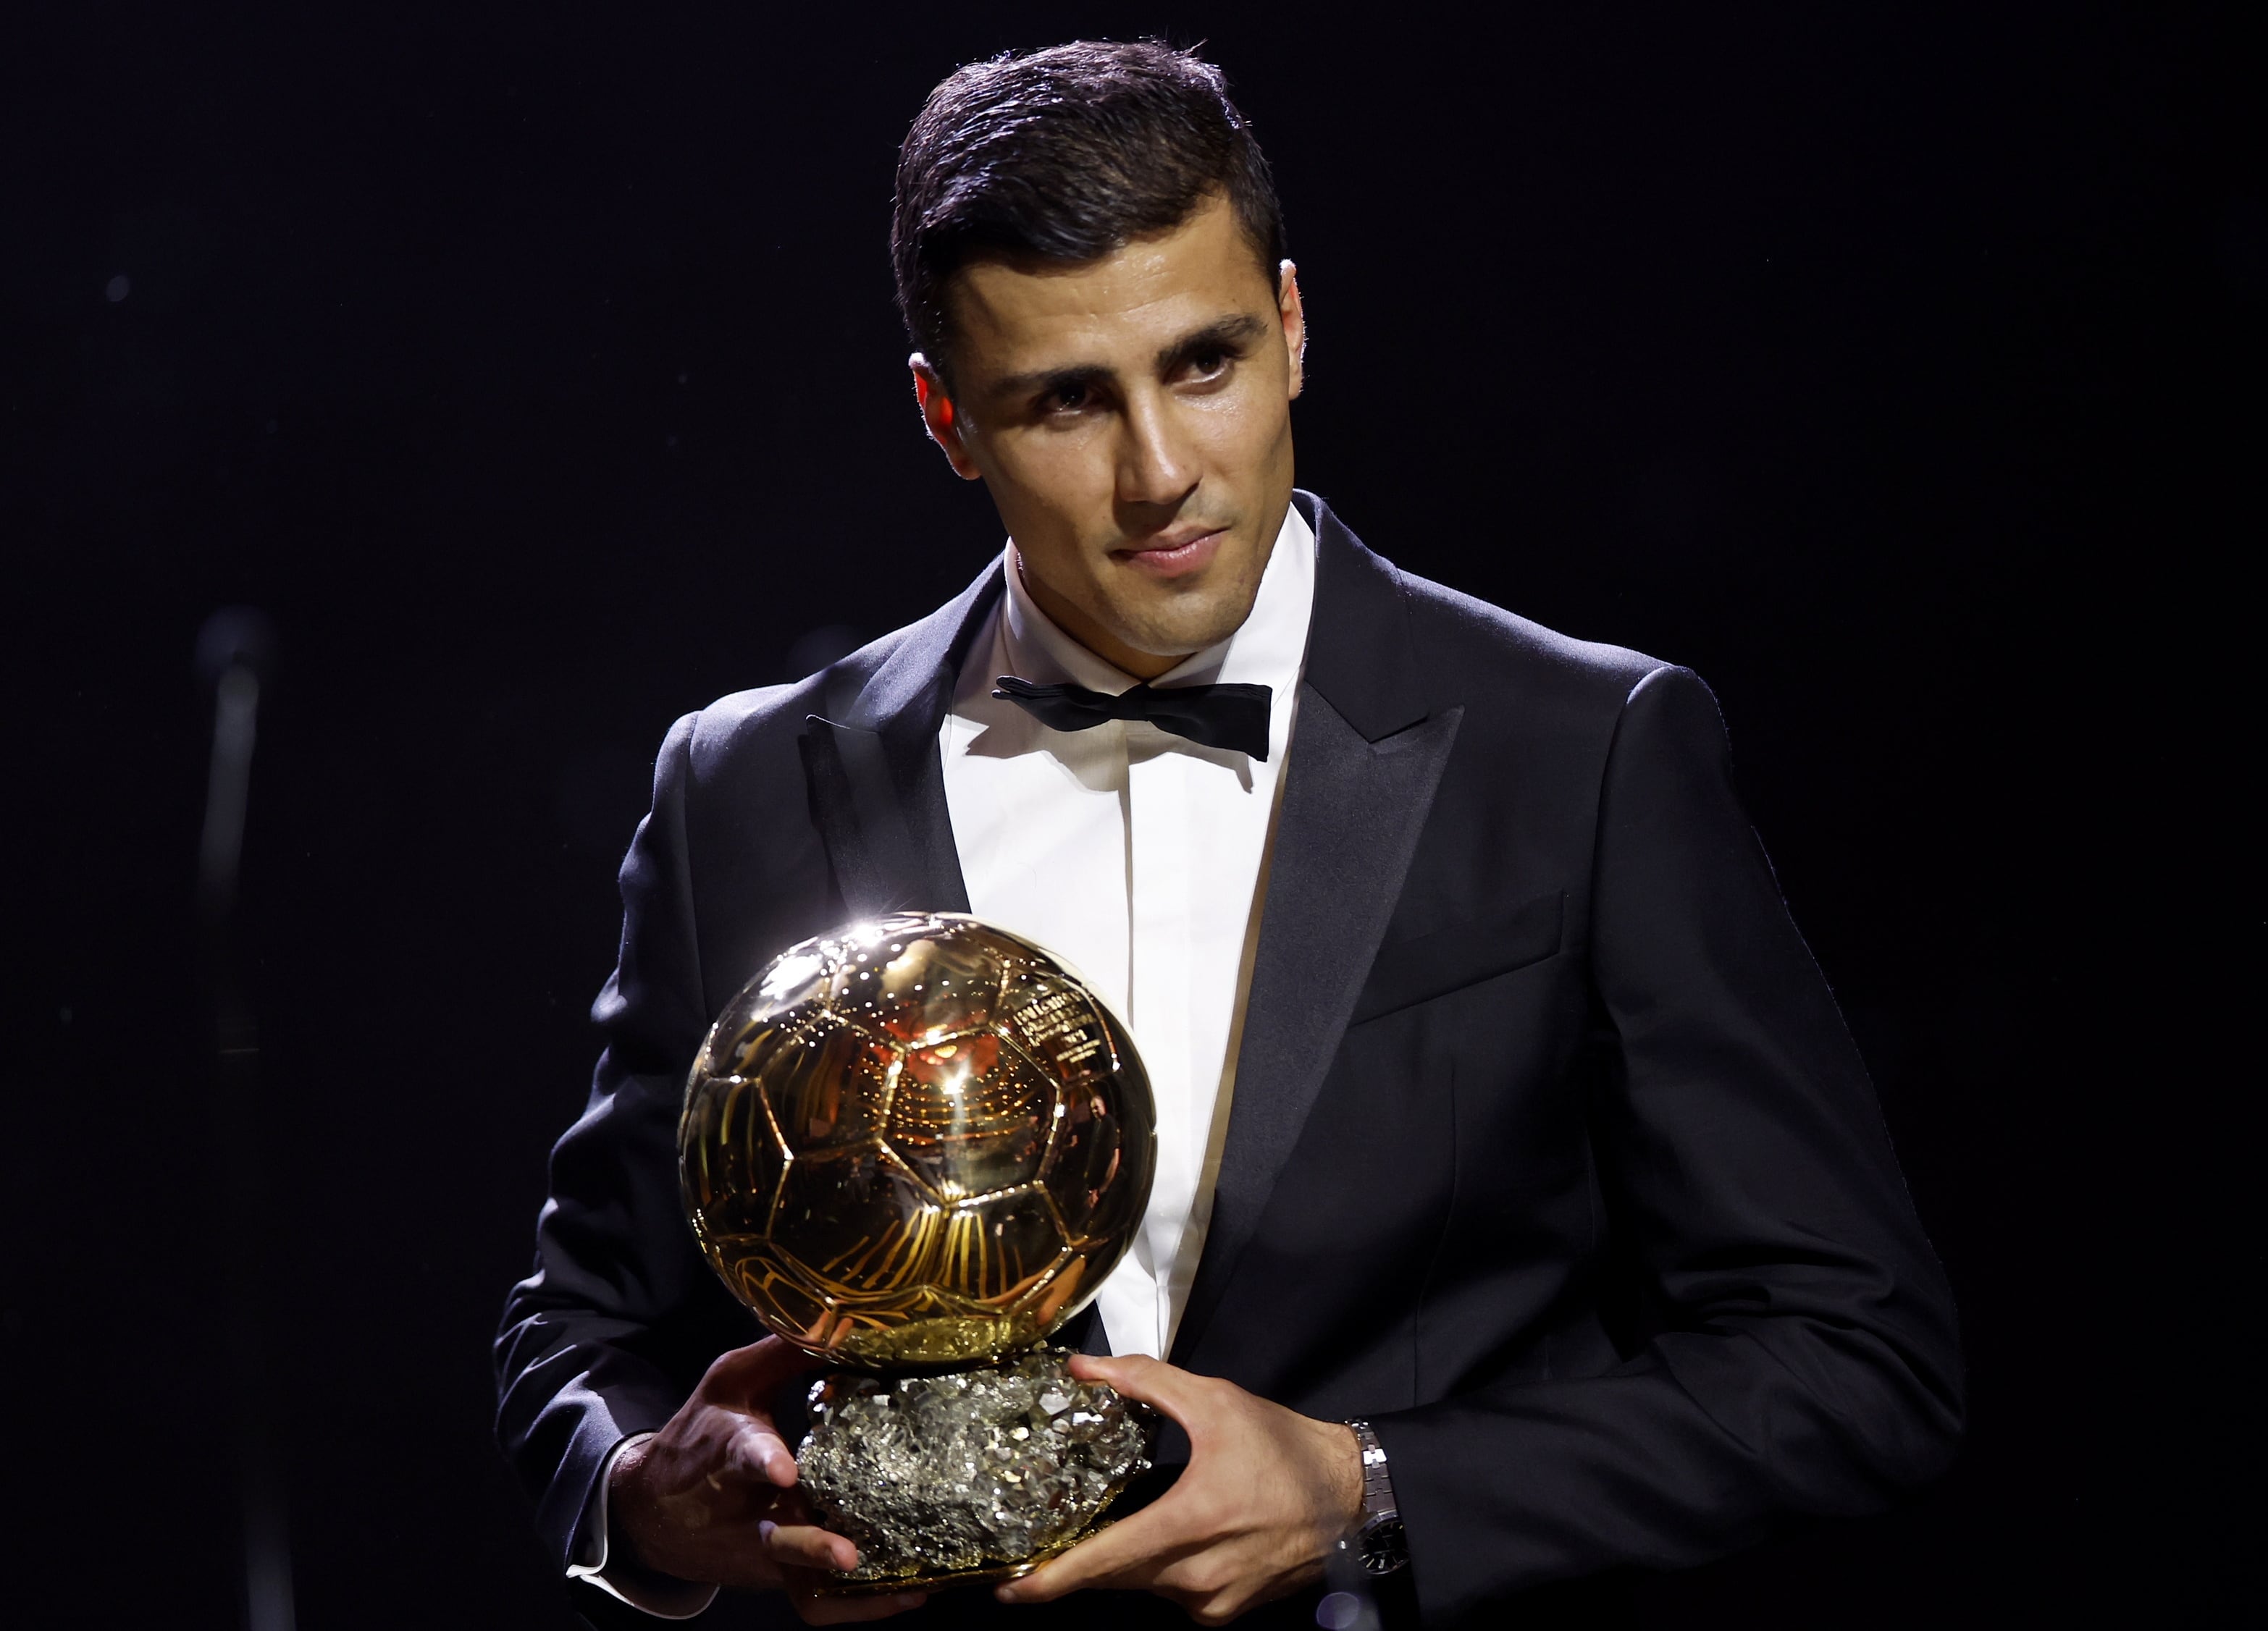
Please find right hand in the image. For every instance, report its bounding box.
[610,1336,928,1624]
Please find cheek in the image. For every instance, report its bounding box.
[992,428,1117,518]
[1191,372,1291,463]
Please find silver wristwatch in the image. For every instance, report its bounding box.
[1345,1419,1408,1575]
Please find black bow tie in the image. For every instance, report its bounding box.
[992,675,1274,761]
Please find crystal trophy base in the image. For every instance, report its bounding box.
[797,1346,1155,1593]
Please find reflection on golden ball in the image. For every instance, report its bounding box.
[679,914,1157,1370]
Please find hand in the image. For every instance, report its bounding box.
[996,1354,1365,1624]
[609,1336,928,1624]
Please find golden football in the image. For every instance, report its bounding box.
[679,913,1156,1370]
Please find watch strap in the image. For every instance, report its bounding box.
[1345,1419,1408,1575]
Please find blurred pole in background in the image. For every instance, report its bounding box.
[196,607,295,1631]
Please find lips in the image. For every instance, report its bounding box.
[1112,526,1227,581]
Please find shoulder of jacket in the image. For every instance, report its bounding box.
[668,628,912,780]
[1394,567,1671,709]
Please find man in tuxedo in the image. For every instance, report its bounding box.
[496,40,1962,1630]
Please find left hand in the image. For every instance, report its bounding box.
[996,1354,1364,1624]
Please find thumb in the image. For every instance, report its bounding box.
[1066,1352,1212,1428]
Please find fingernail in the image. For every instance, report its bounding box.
[896,1593,926,1607]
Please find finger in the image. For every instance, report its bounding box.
[726,1417,799,1487]
[791,1585,930,1624]
[1066,1352,1216,1431]
[760,1518,860,1575]
[706,1334,832,1403]
[996,1499,1193,1603]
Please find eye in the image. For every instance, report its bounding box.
[1175,342,1241,388]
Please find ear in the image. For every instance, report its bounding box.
[909,354,983,481]
[1277,262,1306,400]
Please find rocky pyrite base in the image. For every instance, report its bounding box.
[795,1346,1154,1589]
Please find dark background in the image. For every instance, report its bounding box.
[3,2,2249,1626]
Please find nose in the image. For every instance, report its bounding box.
[1114,389,1198,511]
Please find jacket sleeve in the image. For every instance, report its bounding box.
[493,710,743,1579]
[1377,665,1964,1622]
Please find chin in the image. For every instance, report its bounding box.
[1076,531,1271,662]
[1117,598,1256,661]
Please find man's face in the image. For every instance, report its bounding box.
[912,193,1305,679]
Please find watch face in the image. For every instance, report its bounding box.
[1359,1517,1408,1575]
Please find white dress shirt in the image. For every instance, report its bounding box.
[573,501,1315,1613]
[941,502,1314,1360]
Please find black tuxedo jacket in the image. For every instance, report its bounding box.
[497,492,1962,1627]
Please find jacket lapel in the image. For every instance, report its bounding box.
[1173,495,1462,1362]
[799,562,1003,920]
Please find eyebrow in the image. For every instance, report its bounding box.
[986,312,1271,403]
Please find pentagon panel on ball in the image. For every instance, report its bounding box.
[678,913,1156,1370]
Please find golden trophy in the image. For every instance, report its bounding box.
[678,912,1159,1590]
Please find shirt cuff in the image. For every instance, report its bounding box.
[567,1433,721,1620]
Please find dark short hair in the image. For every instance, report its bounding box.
[892,41,1286,378]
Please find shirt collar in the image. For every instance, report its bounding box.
[998,500,1316,699]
